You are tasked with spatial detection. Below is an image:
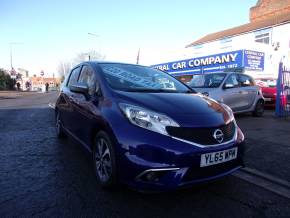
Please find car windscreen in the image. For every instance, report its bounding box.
[99,63,193,93]
[189,73,226,88]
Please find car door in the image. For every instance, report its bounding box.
[236,74,257,111]
[71,65,101,149]
[59,66,82,133]
[221,73,241,112]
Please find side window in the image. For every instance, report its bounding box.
[67,67,81,87]
[78,66,96,95]
[239,75,254,87]
[225,74,239,88]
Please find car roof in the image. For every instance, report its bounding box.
[71,61,149,72]
[82,61,147,67]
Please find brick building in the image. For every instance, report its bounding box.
[29,76,61,91]
[250,0,290,22]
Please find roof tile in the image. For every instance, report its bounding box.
[186,12,290,48]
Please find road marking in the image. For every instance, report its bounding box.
[233,167,290,199]
[48,103,55,109]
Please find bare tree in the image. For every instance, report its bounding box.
[73,50,105,65]
[57,50,105,81]
[57,61,72,81]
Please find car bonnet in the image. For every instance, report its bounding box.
[113,91,232,127]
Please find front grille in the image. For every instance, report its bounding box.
[166,121,235,146]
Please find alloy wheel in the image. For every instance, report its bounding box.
[56,113,61,134]
[253,100,264,117]
[95,138,112,183]
[257,101,264,113]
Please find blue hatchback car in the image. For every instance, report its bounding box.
[55,61,245,191]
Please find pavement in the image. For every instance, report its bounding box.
[0,91,290,217]
[236,111,290,183]
[0,90,38,98]
[0,90,57,109]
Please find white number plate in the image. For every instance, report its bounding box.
[200,147,238,167]
[264,98,272,102]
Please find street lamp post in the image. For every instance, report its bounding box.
[88,32,101,54]
[9,42,23,70]
[88,32,99,38]
[83,53,91,61]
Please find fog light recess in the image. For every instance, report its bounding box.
[136,168,180,182]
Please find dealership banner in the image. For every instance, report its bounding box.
[151,50,264,76]
[243,50,264,71]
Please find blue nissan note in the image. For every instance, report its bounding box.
[55,61,245,191]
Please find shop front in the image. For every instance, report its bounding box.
[152,50,265,83]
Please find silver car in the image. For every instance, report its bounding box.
[188,72,264,116]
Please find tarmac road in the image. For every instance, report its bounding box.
[0,91,290,217]
[236,111,290,183]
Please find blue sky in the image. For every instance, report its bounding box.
[0,0,257,76]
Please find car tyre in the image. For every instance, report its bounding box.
[93,131,118,189]
[55,111,66,138]
[252,100,264,117]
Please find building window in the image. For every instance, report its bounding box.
[255,33,270,44]
[193,44,203,49]
[220,45,232,50]
[254,28,271,45]
[192,44,203,55]
[220,37,232,44]
[220,37,232,50]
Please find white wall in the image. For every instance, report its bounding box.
[271,23,290,68]
[187,22,290,78]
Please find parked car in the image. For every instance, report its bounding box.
[188,72,264,116]
[255,78,287,108]
[55,61,245,191]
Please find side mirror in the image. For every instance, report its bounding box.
[223,83,234,89]
[69,84,89,95]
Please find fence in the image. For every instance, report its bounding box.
[275,62,290,117]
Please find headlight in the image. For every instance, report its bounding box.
[221,103,235,123]
[119,103,180,136]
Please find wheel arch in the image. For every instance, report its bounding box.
[89,121,119,152]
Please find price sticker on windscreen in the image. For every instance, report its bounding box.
[102,66,161,89]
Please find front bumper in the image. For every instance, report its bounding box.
[263,95,276,107]
[113,121,245,191]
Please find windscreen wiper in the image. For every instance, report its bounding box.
[127,88,180,93]
[185,89,195,93]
